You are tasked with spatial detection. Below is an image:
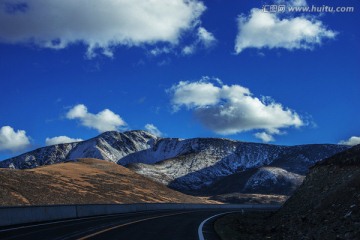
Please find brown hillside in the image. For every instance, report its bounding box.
[0,158,212,206]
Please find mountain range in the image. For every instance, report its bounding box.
[0,130,349,199]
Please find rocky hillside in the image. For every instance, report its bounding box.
[271,144,360,239]
[0,158,209,206]
[215,145,360,239]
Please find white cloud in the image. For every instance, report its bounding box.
[182,45,196,55]
[197,27,216,48]
[235,8,336,54]
[66,104,126,133]
[169,78,222,110]
[45,136,83,146]
[181,27,217,55]
[149,47,172,56]
[168,77,304,141]
[0,0,207,58]
[339,136,360,146]
[0,126,30,152]
[145,124,163,137]
[254,132,275,143]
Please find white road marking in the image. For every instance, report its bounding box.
[198,211,240,240]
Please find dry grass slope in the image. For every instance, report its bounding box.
[0,158,212,206]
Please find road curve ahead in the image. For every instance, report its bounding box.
[0,209,236,240]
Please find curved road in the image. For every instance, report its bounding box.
[0,209,235,240]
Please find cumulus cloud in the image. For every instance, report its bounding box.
[339,136,360,146]
[0,0,207,58]
[235,5,336,54]
[168,77,304,141]
[45,136,83,146]
[66,104,126,133]
[169,79,222,110]
[145,124,163,137]
[254,132,275,143]
[0,126,31,152]
[197,27,216,48]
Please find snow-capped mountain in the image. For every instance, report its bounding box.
[0,131,157,169]
[128,142,348,192]
[0,130,349,196]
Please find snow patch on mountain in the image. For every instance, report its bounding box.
[243,167,304,194]
[129,143,349,191]
[119,137,241,166]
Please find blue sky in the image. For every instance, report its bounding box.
[0,0,359,160]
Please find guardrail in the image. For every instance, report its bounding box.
[0,203,281,227]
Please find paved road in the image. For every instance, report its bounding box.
[0,209,236,240]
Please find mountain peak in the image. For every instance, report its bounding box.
[98,130,158,139]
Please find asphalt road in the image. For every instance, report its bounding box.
[0,209,237,240]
